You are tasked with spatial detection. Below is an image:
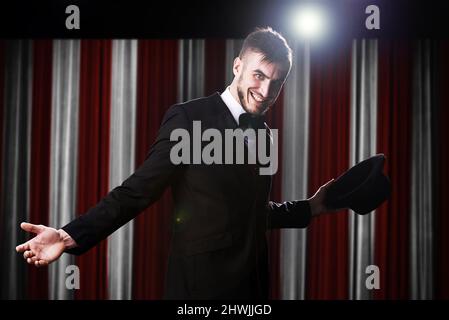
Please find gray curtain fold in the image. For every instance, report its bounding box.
[178,39,205,102]
[349,39,378,300]
[0,40,33,299]
[280,39,310,300]
[48,40,80,300]
[410,40,434,299]
[107,39,138,300]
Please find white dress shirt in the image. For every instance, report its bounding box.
[220,87,246,125]
[220,87,257,156]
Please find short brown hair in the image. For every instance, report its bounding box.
[239,27,292,68]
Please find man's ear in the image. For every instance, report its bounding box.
[233,57,242,76]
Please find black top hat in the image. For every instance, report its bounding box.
[324,154,391,215]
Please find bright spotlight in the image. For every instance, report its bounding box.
[292,6,328,39]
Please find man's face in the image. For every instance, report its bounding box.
[233,50,290,115]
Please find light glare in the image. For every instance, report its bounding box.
[293,6,327,39]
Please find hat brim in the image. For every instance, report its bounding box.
[324,154,391,215]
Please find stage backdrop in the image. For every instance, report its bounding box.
[0,38,448,300]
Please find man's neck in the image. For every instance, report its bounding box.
[229,83,240,105]
[220,86,246,125]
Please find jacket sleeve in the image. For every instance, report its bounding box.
[62,105,189,255]
[266,200,312,229]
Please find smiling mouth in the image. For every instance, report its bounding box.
[249,91,269,104]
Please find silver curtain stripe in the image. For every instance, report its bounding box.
[49,40,80,300]
[225,39,243,86]
[178,39,205,102]
[349,39,378,300]
[410,40,434,299]
[0,40,33,299]
[108,39,137,300]
[280,40,310,300]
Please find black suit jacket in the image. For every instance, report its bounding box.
[62,92,312,299]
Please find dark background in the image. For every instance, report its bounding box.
[0,0,448,39]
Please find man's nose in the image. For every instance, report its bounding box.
[260,80,272,98]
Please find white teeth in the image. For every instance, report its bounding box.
[251,91,264,102]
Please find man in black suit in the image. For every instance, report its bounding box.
[16,27,337,299]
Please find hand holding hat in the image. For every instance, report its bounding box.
[322,154,391,215]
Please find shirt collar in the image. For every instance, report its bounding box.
[220,87,246,125]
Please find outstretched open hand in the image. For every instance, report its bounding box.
[15,222,66,267]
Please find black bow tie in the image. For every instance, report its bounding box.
[238,113,265,129]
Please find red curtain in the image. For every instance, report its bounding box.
[205,39,226,95]
[265,90,284,300]
[132,40,178,299]
[375,40,412,299]
[75,40,112,300]
[28,40,53,299]
[435,40,449,299]
[306,41,352,299]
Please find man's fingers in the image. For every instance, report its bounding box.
[27,256,38,264]
[23,250,35,259]
[16,242,30,253]
[319,178,335,192]
[20,222,44,234]
[35,260,48,267]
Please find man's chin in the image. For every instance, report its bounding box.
[249,105,270,116]
[241,100,270,115]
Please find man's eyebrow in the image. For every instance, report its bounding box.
[253,69,270,79]
[253,69,284,83]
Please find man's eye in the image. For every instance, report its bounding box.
[255,74,264,80]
